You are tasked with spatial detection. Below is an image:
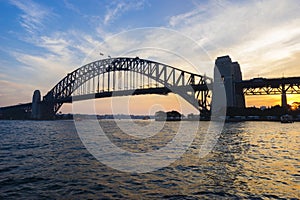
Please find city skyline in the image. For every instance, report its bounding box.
[1,0,299,114]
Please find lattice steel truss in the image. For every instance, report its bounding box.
[43,57,213,113]
[241,78,300,96]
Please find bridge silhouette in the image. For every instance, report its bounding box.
[1,55,300,120]
[45,57,212,114]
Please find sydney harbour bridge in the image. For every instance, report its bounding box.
[1,55,300,120]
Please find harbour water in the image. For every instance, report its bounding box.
[0,120,299,199]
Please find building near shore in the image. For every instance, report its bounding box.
[155,110,182,121]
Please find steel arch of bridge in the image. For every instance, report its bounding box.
[43,57,213,113]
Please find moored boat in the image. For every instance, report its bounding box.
[280,114,294,123]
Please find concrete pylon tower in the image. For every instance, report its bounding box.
[215,55,245,108]
[31,90,41,119]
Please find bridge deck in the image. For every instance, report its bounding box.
[1,76,299,113]
[58,84,210,103]
[239,77,300,88]
[238,76,300,95]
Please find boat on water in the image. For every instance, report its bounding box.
[280,114,294,123]
[142,116,150,120]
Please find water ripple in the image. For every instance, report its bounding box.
[0,120,299,199]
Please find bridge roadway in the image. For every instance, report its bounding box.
[0,102,31,111]
[1,77,299,111]
[57,84,210,103]
[1,76,299,109]
[238,77,300,95]
[0,85,210,109]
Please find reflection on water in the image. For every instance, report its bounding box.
[0,120,299,199]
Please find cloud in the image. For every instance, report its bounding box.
[83,28,215,77]
[63,0,81,14]
[167,0,300,78]
[9,0,52,34]
[103,0,147,25]
[0,80,36,106]
[3,0,300,109]
[169,5,209,27]
[4,29,109,97]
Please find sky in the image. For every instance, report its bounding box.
[0,0,299,115]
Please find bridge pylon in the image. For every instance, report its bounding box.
[215,55,245,109]
[40,91,56,120]
[31,90,41,119]
[31,90,55,120]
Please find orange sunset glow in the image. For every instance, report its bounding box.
[1,0,299,115]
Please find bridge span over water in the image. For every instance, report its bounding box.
[1,55,300,120]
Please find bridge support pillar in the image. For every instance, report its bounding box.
[40,91,56,120]
[39,101,55,120]
[281,85,288,109]
[31,90,55,120]
[215,55,245,109]
[31,90,41,119]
